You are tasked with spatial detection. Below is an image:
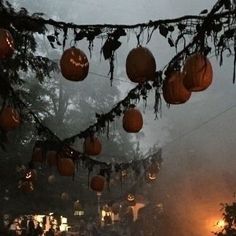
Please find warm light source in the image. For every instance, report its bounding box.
[216,219,226,229]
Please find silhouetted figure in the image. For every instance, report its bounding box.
[28,217,35,236]
[35,223,44,236]
[45,227,55,236]
[20,217,28,236]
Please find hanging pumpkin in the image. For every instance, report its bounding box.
[126,46,156,83]
[57,154,75,176]
[60,47,89,81]
[0,29,14,59]
[31,148,44,163]
[46,151,57,167]
[84,136,102,156]
[183,53,213,91]
[0,106,20,132]
[122,106,143,133]
[90,175,106,192]
[162,71,191,104]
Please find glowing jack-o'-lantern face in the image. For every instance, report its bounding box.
[127,194,135,202]
[60,47,89,81]
[25,170,37,182]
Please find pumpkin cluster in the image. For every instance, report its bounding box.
[162,53,213,105]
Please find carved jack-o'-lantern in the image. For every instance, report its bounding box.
[84,136,102,156]
[126,46,156,83]
[60,47,89,81]
[127,193,136,206]
[183,53,213,91]
[0,106,20,132]
[57,155,75,176]
[90,175,106,192]
[162,71,191,104]
[25,169,37,182]
[123,107,143,133]
[0,29,14,59]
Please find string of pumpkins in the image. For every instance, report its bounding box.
[0,28,21,133]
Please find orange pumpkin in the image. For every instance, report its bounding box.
[126,46,156,83]
[84,136,102,156]
[162,71,191,104]
[123,107,143,133]
[90,175,106,192]
[0,106,20,132]
[183,53,213,91]
[60,47,89,81]
[0,29,14,59]
[57,155,75,176]
[31,148,44,163]
[46,151,57,167]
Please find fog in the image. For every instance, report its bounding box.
[9,0,236,235]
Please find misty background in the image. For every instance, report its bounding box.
[2,0,236,235]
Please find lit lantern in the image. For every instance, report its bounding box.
[127,194,136,206]
[61,192,69,201]
[60,47,89,81]
[48,175,56,184]
[84,136,102,156]
[90,175,106,192]
[0,29,14,59]
[162,71,191,104]
[122,106,143,133]
[0,106,20,132]
[183,53,213,91]
[74,200,84,216]
[126,46,156,83]
[57,157,75,176]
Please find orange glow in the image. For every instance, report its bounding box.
[216,219,226,229]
